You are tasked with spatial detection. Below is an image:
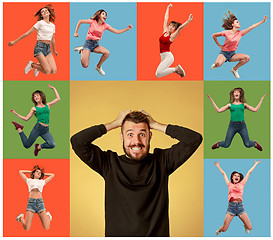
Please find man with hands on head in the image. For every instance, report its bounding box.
[71,110,202,237]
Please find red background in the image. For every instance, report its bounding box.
[137,2,203,81]
[3,3,70,81]
[3,159,70,237]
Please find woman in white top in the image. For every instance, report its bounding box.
[8,4,57,77]
[16,165,54,231]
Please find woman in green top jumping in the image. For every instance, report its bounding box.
[207,87,266,151]
[10,84,60,156]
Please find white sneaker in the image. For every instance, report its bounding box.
[211,63,216,70]
[24,61,33,74]
[74,46,83,53]
[215,228,221,236]
[231,68,240,79]
[177,64,185,77]
[46,211,52,222]
[16,213,24,222]
[244,225,250,234]
[95,66,105,76]
[34,68,39,77]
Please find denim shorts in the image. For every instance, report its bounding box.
[220,50,236,62]
[34,41,51,57]
[83,39,99,52]
[227,202,245,216]
[27,198,46,213]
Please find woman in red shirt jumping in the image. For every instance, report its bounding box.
[155,4,193,78]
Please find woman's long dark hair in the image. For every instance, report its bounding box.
[230,171,244,183]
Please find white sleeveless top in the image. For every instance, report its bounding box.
[27,178,45,193]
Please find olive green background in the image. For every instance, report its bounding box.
[3,81,70,159]
[204,81,270,159]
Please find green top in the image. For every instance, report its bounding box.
[35,104,50,125]
[230,103,244,122]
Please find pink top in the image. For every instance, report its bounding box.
[228,181,245,202]
[221,30,244,51]
[86,19,110,41]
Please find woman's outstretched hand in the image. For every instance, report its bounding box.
[214,161,220,167]
[8,41,16,46]
[48,84,56,89]
[168,4,172,8]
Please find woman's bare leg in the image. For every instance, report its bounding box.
[38,210,51,230]
[19,211,35,231]
[81,50,91,68]
[217,213,234,234]
[45,54,57,74]
[213,54,227,68]
[33,55,52,75]
[230,53,250,70]
[93,46,110,68]
[239,212,252,231]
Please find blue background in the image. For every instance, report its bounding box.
[204,159,270,237]
[204,3,270,81]
[70,3,136,80]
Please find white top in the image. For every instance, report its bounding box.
[34,20,55,41]
[27,178,46,193]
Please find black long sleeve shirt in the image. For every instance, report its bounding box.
[71,124,202,237]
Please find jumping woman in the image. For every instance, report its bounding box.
[16,165,54,231]
[211,11,267,79]
[8,4,57,77]
[214,161,261,235]
[207,88,265,151]
[155,4,193,78]
[73,9,133,76]
[10,84,60,156]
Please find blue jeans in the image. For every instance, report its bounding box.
[27,198,46,213]
[226,202,245,216]
[19,123,55,149]
[34,41,51,57]
[218,121,255,148]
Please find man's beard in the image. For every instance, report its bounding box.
[123,143,150,161]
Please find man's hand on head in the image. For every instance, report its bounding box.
[141,110,167,133]
[105,110,131,132]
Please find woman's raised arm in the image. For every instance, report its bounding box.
[207,94,230,113]
[242,161,261,185]
[47,84,61,107]
[214,162,230,186]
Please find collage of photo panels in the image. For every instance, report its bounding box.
[2,1,270,238]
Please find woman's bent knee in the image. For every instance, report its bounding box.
[81,61,89,68]
[155,71,163,78]
[51,68,57,74]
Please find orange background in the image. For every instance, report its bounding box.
[3,3,70,81]
[3,159,70,237]
[137,2,203,81]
